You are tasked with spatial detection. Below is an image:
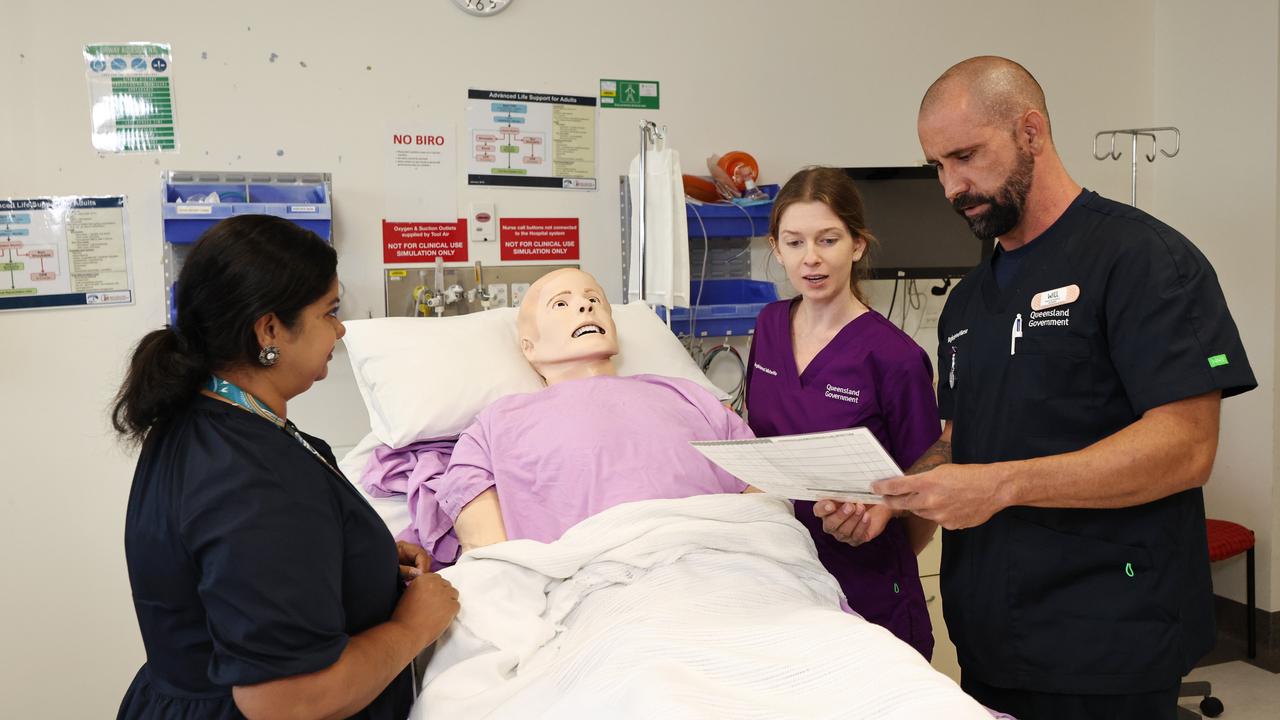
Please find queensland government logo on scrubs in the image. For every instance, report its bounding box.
[1027,307,1071,327]
[824,384,860,404]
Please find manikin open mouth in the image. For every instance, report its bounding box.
[572,324,605,338]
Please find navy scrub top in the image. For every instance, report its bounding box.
[936,190,1257,695]
[118,395,414,720]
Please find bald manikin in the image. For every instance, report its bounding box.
[454,269,622,550]
[516,268,620,386]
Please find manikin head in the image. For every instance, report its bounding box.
[517,268,619,385]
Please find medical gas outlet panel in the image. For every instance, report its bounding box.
[384,262,579,318]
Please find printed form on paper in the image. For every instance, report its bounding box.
[690,428,902,504]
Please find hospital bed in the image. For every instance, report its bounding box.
[336,303,1008,719]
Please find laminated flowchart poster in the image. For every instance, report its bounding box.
[84,43,178,153]
[0,197,135,312]
[466,89,597,190]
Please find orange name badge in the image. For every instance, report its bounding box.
[1031,284,1080,311]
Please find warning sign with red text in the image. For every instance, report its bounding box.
[500,218,579,261]
[383,220,468,263]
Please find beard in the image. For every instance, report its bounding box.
[951,150,1034,241]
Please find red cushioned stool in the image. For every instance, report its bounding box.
[1205,519,1256,659]
[1178,519,1256,719]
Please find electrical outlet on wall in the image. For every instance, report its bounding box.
[488,283,509,308]
[510,282,530,307]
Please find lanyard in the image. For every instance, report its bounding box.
[207,376,343,479]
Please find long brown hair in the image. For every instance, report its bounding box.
[768,166,878,305]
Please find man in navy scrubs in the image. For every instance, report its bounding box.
[869,56,1257,718]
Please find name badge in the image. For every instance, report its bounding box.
[1031,284,1080,311]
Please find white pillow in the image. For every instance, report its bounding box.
[342,302,726,448]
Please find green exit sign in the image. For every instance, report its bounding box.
[600,79,659,110]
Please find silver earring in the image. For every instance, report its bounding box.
[258,345,281,366]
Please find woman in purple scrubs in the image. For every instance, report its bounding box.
[745,166,940,658]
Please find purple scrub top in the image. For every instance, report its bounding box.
[746,298,941,659]
[432,374,751,548]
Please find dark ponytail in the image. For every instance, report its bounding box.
[111,327,211,440]
[112,215,337,443]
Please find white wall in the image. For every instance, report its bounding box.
[1151,0,1280,613]
[26,0,1280,716]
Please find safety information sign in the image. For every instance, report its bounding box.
[0,197,134,312]
[500,218,579,261]
[600,79,659,110]
[383,220,468,263]
[84,43,178,153]
[384,121,457,222]
[466,89,597,190]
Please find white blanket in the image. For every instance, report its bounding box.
[413,494,991,719]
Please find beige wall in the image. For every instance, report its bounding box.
[1151,0,1280,612]
[7,0,1277,716]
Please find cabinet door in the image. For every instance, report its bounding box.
[922,575,961,683]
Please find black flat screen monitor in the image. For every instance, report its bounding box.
[843,166,991,279]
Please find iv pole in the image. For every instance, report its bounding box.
[1092,126,1181,206]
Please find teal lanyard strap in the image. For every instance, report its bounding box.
[207,376,343,478]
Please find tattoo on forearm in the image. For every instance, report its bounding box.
[907,440,952,475]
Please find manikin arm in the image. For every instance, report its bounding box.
[454,488,509,554]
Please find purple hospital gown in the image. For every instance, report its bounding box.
[746,299,941,659]
[429,374,750,550]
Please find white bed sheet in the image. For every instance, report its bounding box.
[345,430,1013,717]
[414,494,992,719]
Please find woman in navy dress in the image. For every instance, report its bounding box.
[112,215,458,719]
[746,167,941,658]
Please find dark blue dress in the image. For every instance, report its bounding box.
[118,395,414,719]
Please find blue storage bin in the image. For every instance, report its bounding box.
[655,279,779,337]
[161,173,332,245]
[166,182,247,203]
[162,172,333,322]
[161,210,332,244]
[248,183,326,204]
[685,184,778,238]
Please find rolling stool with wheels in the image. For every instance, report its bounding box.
[1177,518,1256,719]
[1178,680,1223,718]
